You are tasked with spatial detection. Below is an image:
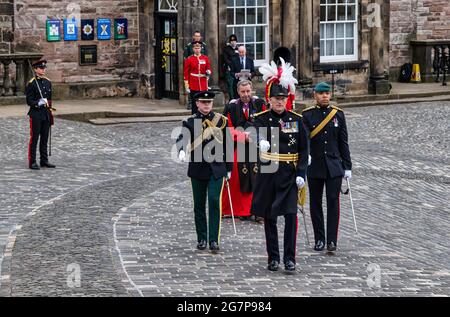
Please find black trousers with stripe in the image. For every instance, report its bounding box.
[308,177,342,245]
[28,115,50,166]
[264,214,298,264]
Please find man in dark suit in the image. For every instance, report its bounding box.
[230,46,255,99]
[301,82,352,254]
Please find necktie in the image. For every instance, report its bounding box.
[241,57,244,69]
[243,104,249,119]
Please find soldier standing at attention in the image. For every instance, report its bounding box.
[302,82,352,253]
[184,42,212,114]
[26,59,56,170]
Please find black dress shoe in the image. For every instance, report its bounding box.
[197,240,207,250]
[29,162,40,170]
[240,216,250,221]
[40,162,56,168]
[209,241,220,254]
[267,260,279,271]
[314,240,325,251]
[253,216,264,223]
[284,260,296,274]
[327,242,337,252]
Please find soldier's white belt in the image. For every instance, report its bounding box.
[190,73,207,78]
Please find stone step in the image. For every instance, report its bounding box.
[89,115,188,125]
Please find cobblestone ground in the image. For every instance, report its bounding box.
[0,101,449,297]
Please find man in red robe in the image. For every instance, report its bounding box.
[222,80,266,221]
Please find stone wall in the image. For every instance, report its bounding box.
[389,0,450,69]
[0,0,14,53]
[309,0,375,95]
[13,0,140,87]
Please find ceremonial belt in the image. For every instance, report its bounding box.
[187,113,225,153]
[260,152,299,164]
[310,108,338,139]
[190,73,207,78]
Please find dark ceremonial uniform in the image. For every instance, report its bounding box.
[184,41,208,59]
[221,97,266,217]
[176,93,233,251]
[302,103,352,249]
[250,108,309,266]
[25,62,54,169]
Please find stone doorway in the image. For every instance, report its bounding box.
[155,13,179,100]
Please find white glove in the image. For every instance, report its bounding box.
[308,155,312,166]
[206,70,211,76]
[186,88,191,94]
[259,140,270,153]
[226,171,232,180]
[296,176,305,189]
[178,150,186,162]
[344,170,352,180]
[38,98,48,107]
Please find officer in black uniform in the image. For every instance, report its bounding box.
[25,59,55,170]
[301,82,352,253]
[249,84,309,273]
[176,91,233,254]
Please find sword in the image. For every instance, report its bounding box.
[297,204,311,246]
[225,179,237,236]
[346,178,358,234]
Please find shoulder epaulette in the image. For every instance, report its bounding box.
[289,110,302,117]
[302,106,316,112]
[28,77,36,84]
[253,109,270,117]
[331,105,343,112]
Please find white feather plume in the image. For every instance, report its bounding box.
[259,57,298,94]
[258,61,278,83]
[278,57,298,94]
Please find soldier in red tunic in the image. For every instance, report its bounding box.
[184,41,212,114]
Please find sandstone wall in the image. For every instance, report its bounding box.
[13,0,140,84]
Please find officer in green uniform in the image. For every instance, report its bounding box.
[183,31,208,58]
[176,91,233,253]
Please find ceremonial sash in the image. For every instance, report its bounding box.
[187,113,224,153]
[310,109,338,139]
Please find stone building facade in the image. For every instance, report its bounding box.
[1,0,449,102]
[389,0,450,82]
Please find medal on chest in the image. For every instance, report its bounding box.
[333,117,339,127]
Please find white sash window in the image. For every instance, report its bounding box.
[320,0,358,63]
[226,0,269,66]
